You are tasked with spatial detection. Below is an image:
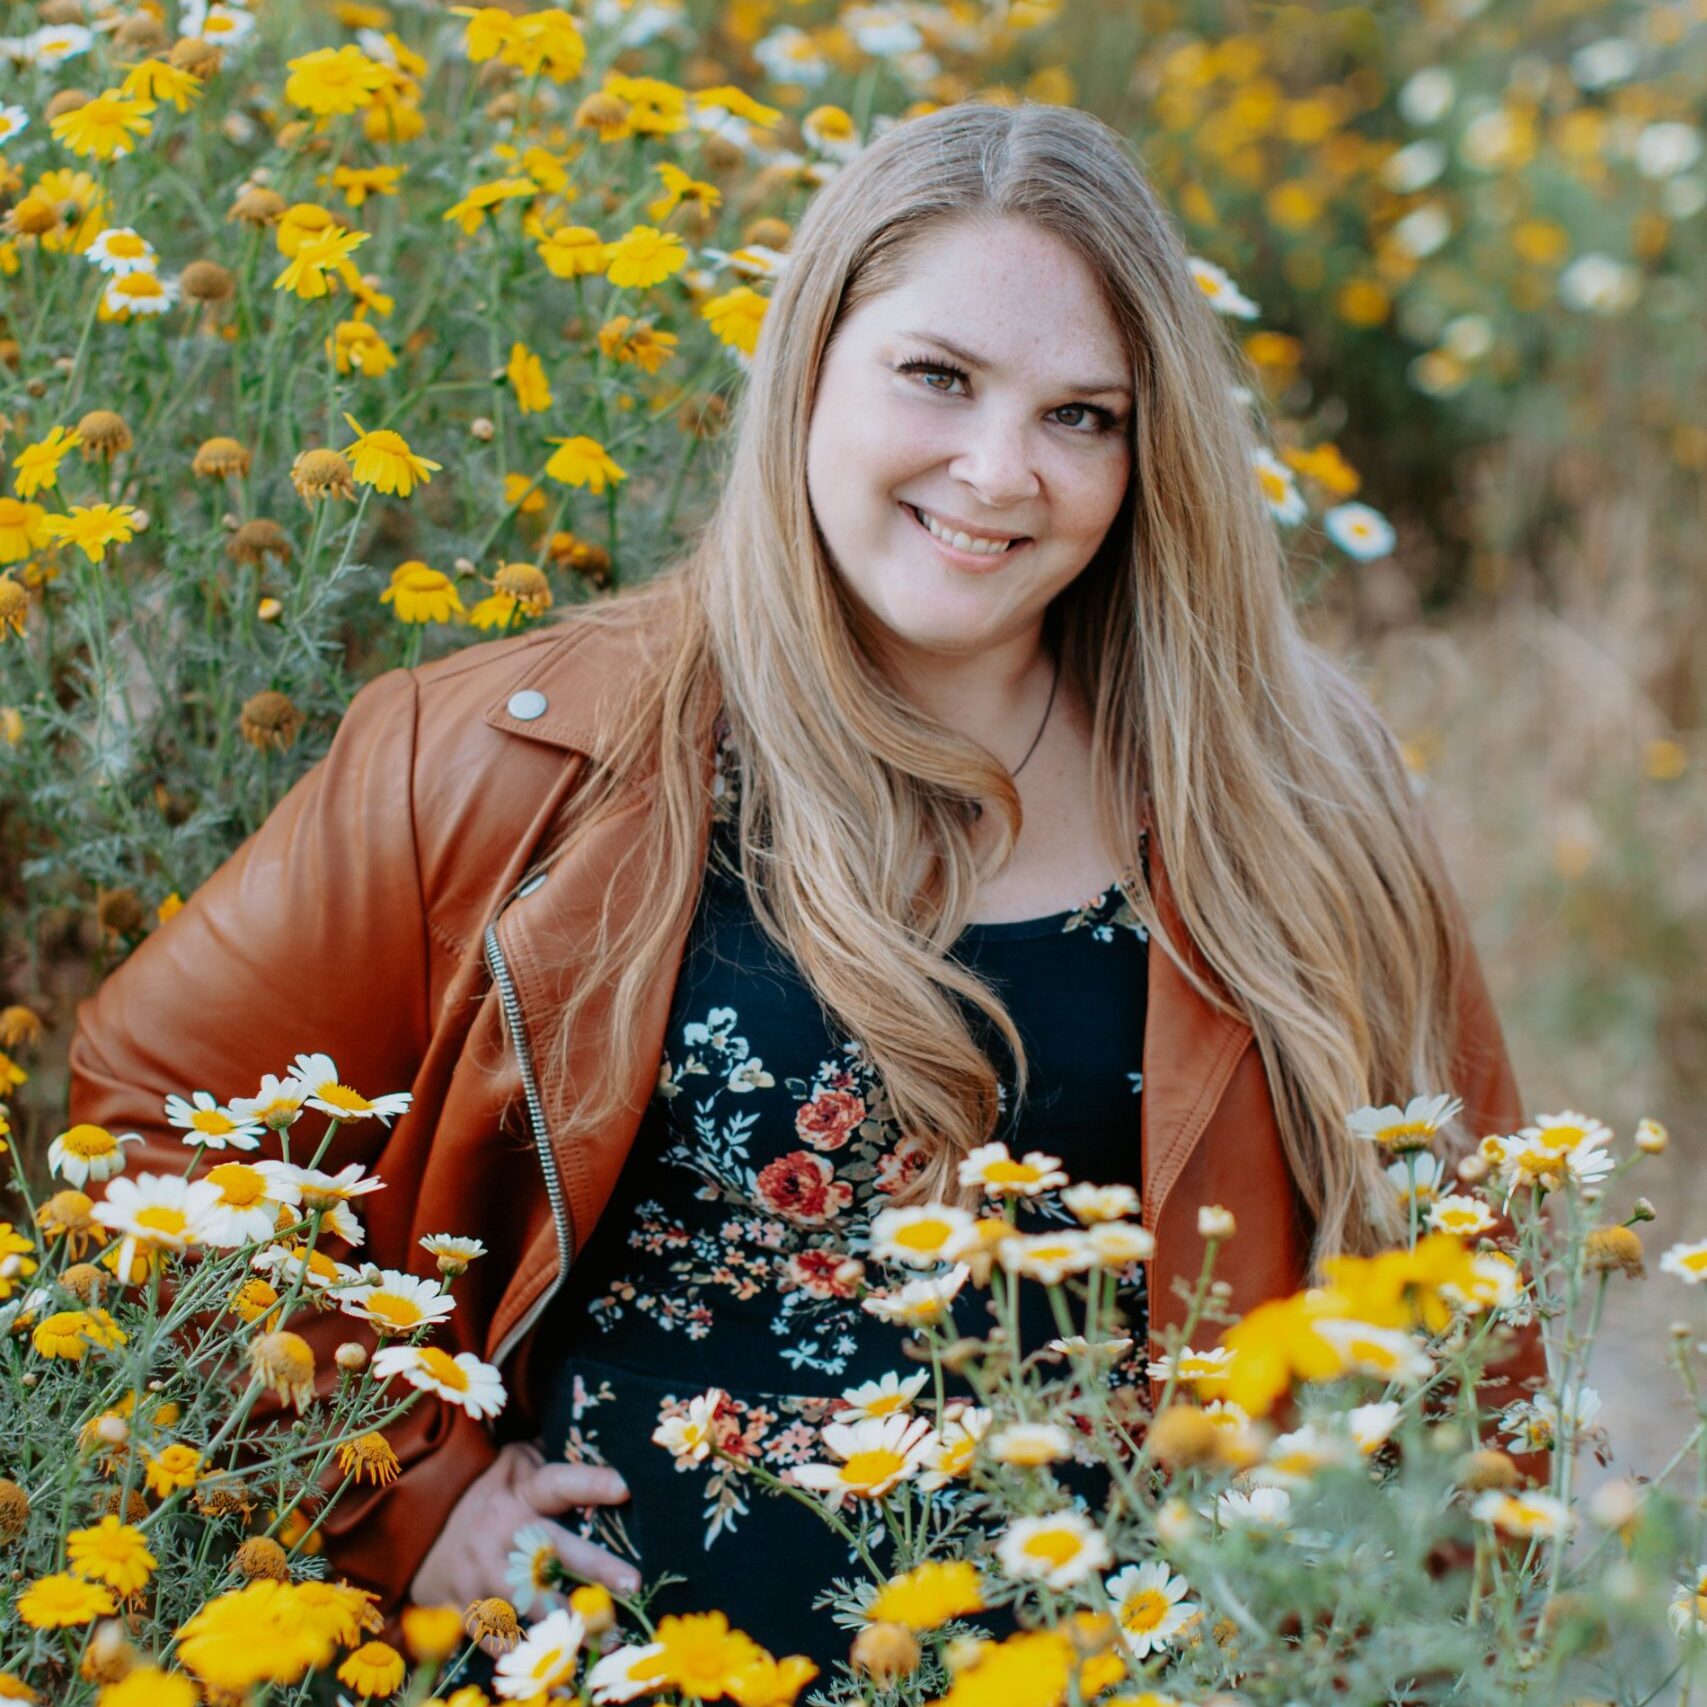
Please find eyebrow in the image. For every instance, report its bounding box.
[896,329,1132,400]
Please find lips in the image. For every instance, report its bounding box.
[900,502,1032,563]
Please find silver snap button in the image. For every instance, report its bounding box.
[517,872,547,898]
[506,689,548,722]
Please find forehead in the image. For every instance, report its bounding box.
[847,217,1128,374]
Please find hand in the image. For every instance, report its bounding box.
[409,1439,638,1644]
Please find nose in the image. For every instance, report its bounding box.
[948,409,1042,511]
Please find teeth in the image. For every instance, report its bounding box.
[914,505,1017,555]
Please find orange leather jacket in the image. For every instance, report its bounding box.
[67,609,1537,1610]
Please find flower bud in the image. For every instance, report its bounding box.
[1631,1197,1656,1223]
[1456,1152,1491,1184]
[1197,1205,1236,1240]
[1456,1448,1519,1491]
[1635,1118,1669,1155]
[1145,1404,1221,1470]
[335,1342,369,1371]
[852,1622,921,1683]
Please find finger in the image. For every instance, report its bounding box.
[524,1460,629,1513]
[535,1517,642,1598]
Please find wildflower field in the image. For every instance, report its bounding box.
[2,0,1705,1700]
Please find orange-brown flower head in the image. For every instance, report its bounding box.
[574,90,630,133]
[234,1535,291,1580]
[249,1330,316,1409]
[114,13,168,51]
[492,561,551,614]
[78,1619,133,1685]
[0,1004,44,1049]
[228,518,291,567]
[1457,1448,1521,1491]
[76,411,132,461]
[1584,1225,1645,1278]
[45,89,93,124]
[228,182,286,226]
[96,888,147,939]
[464,1597,520,1651]
[743,216,792,251]
[179,260,235,304]
[192,436,251,479]
[8,196,61,239]
[336,1432,401,1488]
[1146,1404,1223,1471]
[58,1260,106,1300]
[291,446,356,504]
[239,690,304,754]
[170,35,222,77]
[93,1487,151,1525]
[0,1477,29,1542]
[851,1622,922,1684]
[192,1483,254,1522]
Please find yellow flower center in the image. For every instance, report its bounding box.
[134,1206,188,1240]
[1022,1529,1082,1568]
[364,1292,424,1330]
[312,1081,374,1114]
[191,1109,237,1136]
[894,1219,952,1252]
[1122,1589,1169,1633]
[416,1346,470,1391]
[984,1160,1041,1185]
[1681,1249,1707,1276]
[862,1393,907,1417]
[109,233,146,256]
[841,1448,908,1490]
[61,1126,116,1158]
[208,1164,266,1207]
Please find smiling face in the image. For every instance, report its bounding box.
[805,215,1133,671]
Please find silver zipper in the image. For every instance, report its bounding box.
[483,914,575,1368]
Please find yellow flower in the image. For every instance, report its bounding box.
[503,9,586,81]
[337,1640,405,1697]
[599,315,679,373]
[49,91,154,162]
[0,574,26,641]
[276,202,342,258]
[699,286,768,356]
[32,1309,111,1360]
[380,561,464,624]
[327,319,396,377]
[646,160,722,224]
[97,1667,198,1707]
[603,224,688,290]
[120,58,204,112]
[442,176,539,237]
[327,164,405,208]
[867,1560,985,1631]
[17,1572,117,1629]
[450,5,523,61]
[400,1604,464,1662]
[341,413,442,496]
[32,168,108,254]
[40,503,139,564]
[726,1651,819,1706]
[144,1442,203,1498]
[934,1628,1076,1707]
[11,425,83,498]
[507,342,552,414]
[0,498,50,565]
[535,224,608,278]
[66,1516,158,1596]
[651,1612,767,1700]
[1196,1291,1347,1416]
[273,225,370,300]
[285,46,390,117]
[175,1580,338,1692]
[543,434,625,493]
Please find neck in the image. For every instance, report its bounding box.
[870,625,1059,758]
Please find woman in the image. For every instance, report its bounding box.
[68,102,1533,1667]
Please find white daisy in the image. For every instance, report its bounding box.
[1669,1568,1707,1638]
[229,1073,307,1131]
[1471,1489,1571,1540]
[103,272,177,317]
[988,1421,1074,1466]
[92,1172,222,1275]
[1346,1400,1403,1454]
[1186,256,1259,318]
[419,1232,487,1272]
[0,105,28,146]
[1443,1248,1524,1313]
[47,1123,141,1188]
[1086,1220,1155,1267]
[751,24,829,87]
[1215,1485,1293,1531]
[252,1241,360,1291]
[370,1343,507,1419]
[335,1268,456,1334]
[1146,1345,1234,1384]
[200,1160,288,1248]
[1313,1318,1433,1384]
[957,1141,1067,1198]
[868,1202,976,1268]
[1251,447,1307,525]
[1661,1239,1707,1285]
[1386,1152,1446,1210]
[914,1406,990,1490]
[1061,1182,1139,1225]
[256,1160,382,1246]
[25,22,92,63]
[1253,1421,1353,1487]
[1397,67,1455,125]
[792,1413,933,1508]
[1346,1092,1463,1156]
[504,1521,562,1617]
[1428,1194,1496,1237]
[165,1090,263,1151]
[85,228,160,278]
[995,1509,1109,1588]
[998,1229,1098,1285]
[1323,502,1398,562]
[1103,1559,1197,1656]
[1558,254,1641,316]
[1048,1334,1134,1362]
[1377,139,1447,193]
[860,1263,969,1329]
[285,1052,413,1125]
[181,1,256,46]
[587,1642,668,1703]
[1569,36,1640,91]
[493,1607,584,1700]
[650,1388,725,1465]
[1636,122,1704,180]
[837,1369,928,1423]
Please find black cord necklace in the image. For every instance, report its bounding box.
[970,652,1061,818]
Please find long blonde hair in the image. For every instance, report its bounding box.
[522,101,1468,1264]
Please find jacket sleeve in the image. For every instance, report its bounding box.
[66,665,498,1603]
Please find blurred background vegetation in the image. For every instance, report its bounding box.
[0,0,1701,1469]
